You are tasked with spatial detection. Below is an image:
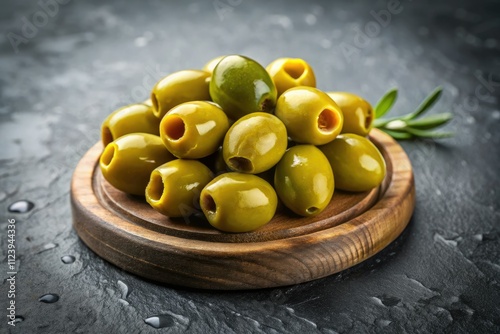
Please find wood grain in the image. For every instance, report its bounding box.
[71,128,415,289]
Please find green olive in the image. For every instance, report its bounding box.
[327,92,374,136]
[266,58,316,96]
[222,112,287,174]
[209,55,277,120]
[143,98,153,107]
[275,87,344,145]
[101,104,159,146]
[145,159,213,217]
[160,101,230,159]
[319,134,386,192]
[274,145,334,216]
[151,70,211,119]
[100,133,175,195]
[200,173,277,232]
[202,55,226,74]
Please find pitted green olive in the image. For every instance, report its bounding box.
[200,173,277,232]
[222,112,287,174]
[100,133,175,195]
[145,159,213,217]
[327,92,374,136]
[274,145,334,216]
[101,104,159,147]
[151,70,211,119]
[160,101,230,159]
[209,55,277,120]
[266,58,316,96]
[319,134,386,192]
[275,87,344,145]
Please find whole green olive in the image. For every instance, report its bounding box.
[222,112,287,174]
[319,134,386,192]
[274,145,334,216]
[151,70,211,119]
[266,58,316,96]
[160,101,230,159]
[209,55,277,120]
[101,104,159,146]
[100,133,175,195]
[275,87,344,145]
[200,172,277,232]
[145,159,213,217]
[327,92,374,136]
[202,55,226,74]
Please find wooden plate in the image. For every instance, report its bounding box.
[71,129,415,290]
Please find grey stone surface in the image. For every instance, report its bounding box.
[0,0,499,333]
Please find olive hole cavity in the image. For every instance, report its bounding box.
[284,61,305,79]
[101,144,115,167]
[202,194,217,214]
[306,207,319,215]
[318,109,336,133]
[164,116,185,141]
[102,126,113,146]
[228,157,254,173]
[147,173,164,201]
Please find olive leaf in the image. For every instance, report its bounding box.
[373,86,453,140]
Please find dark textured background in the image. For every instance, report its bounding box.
[1,0,499,333]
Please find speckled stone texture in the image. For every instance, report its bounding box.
[0,0,499,333]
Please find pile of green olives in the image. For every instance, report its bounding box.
[99,55,386,233]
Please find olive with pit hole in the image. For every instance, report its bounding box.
[319,134,386,192]
[222,112,287,174]
[151,70,211,119]
[275,87,344,145]
[160,101,230,159]
[274,145,334,216]
[101,103,160,147]
[145,159,213,217]
[327,92,374,136]
[210,55,277,120]
[100,133,175,195]
[266,58,316,96]
[200,172,277,232]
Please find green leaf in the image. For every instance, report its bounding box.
[406,113,453,130]
[405,127,454,138]
[403,86,443,120]
[374,88,398,118]
[380,129,414,140]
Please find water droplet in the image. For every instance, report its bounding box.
[492,110,500,120]
[39,293,59,303]
[61,255,75,264]
[119,299,130,306]
[117,280,129,299]
[305,14,317,25]
[14,315,24,323]
[8,200,34,213]
[473,234,483,241]
[144,315,175,329]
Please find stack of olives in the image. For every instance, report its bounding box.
[99,55,386,233]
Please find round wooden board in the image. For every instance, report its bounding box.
[71,129,415,290]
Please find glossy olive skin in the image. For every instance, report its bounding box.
[209,55,277,120]
[202,55,226,74]
[146,159,213,217]
[275,87,344,145]
[151,70,211,119]
[200,173,277,232]
[266,58,316,96]
[274,145,334,216]
[101,103,159,146]
[160,101,230,159]
[319,134,386,192]
[100,133,175,195]
[223,112,287,174]
[327,92,374,136]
